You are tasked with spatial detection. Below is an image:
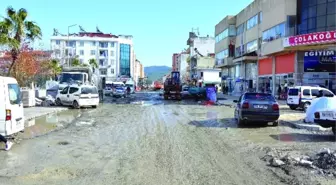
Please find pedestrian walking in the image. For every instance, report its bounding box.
[0,134,13,151]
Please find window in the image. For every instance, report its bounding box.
[99,59,106,66]
[69,87,79,94]
[79,41,84,46]
[100,69,107,75]
[110,42,115,47]
[246,40,257,53]
[79,59,83,63]
[99,42,108,48]
[55,50,60,56]
[298,0,336,34]
[235,45,245,57]
[111,59,115,65]
[216,49,228,60]
[236,24,245,35]
[66,41,76,47]
[119,44,131,76]
[200,72,203,77]
[215,28,228,43]
[56,40,60,45]
[311,89,320,96]
[303,89,311,96]
[323,90,334,97]
[111,68,114,74]
[288,88,299,95]
[80,50,84,55]
[8,84,21,104]
[81,87,98,94]
[219,72,222,77]
[247,14,258,30]
[61,87,69,94]
[244,93,275,101]
[259,12,263,23]
[111,50,115,56]
[91,41,96,46]
[90,50,96,55]
[262,23,285,43]
[228,25,236,36]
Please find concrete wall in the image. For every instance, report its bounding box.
[197,57,215,69]
[198,69,221,84]
[193,37,215,56]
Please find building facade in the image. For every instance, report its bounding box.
[50,32,135,81]
[186,32,216,84]
[215,0,336,96]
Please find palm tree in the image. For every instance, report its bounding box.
[88,58,98,72]
[50,59,62,80]
[71,58,80,66]
[0,7,42,76]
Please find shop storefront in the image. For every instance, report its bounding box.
[258,57,272,92]
[298,50,336,93]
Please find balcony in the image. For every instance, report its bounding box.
[215,57,234,68]
[99,50,108,58]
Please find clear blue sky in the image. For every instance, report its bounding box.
[1,0,252,67]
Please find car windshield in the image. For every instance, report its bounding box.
[288,88,299,96]
[125,84,133,87]
[59,73,84,84]
[81,87,98,94]
[244,93,275,101]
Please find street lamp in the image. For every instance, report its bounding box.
[67,24,77,67]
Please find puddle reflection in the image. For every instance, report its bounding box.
[22,110,82,139]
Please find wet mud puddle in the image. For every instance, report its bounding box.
[20,110,83,139]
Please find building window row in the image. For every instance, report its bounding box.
[216,49,228,60]
[236,23,245,35]
[247,14,258,30]
[262,22,285,43]
[299,0,336,34]
[215,29,228,43]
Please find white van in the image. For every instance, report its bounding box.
[125,80,135,94]
[0,77,24,136]
[287,86,334,111]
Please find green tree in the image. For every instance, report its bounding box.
[50,59,62,79]
[88,58,98,72]
[0,7,42,76]
[71,58,80,66]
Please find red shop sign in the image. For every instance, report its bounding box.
[288,31,336,46]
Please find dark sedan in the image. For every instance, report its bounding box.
[234,92,280,126]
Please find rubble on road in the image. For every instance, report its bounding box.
[262,148,336,178]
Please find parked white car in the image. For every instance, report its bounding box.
[0,76,24,136]
[55,84,99,109]
[287,86,334,112]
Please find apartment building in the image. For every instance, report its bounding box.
[186,32,216,84]
[50,31,135,81]
[134,59,145,86]
[215,0,335,95]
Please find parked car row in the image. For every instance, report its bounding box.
[104,81,135,98]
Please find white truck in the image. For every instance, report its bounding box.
[58,67,103,100]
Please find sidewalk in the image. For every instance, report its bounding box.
[24,107,68,121]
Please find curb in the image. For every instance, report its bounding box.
[24,107,69,121]
[280,120,331,132]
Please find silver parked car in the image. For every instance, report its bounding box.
[234,92,280,126]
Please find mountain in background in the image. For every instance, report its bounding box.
[144,66,171,83]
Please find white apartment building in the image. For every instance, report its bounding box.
[50,32,135,81]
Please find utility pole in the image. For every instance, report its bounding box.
[67,24,77,67]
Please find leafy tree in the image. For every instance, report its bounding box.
[0,7,42,76]
[71,58,80,66]
[49,59,62,79]
[88,58,98,72]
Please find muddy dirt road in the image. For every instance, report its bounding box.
[0,92,334,185]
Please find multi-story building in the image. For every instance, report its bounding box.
[172,53,179,71]
[134,59,144,86]
[215,0,335,95]
[50,31,135,81]
[186,32,216,84]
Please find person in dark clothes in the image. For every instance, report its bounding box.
[278,85,282,99]
[0,134,13,151]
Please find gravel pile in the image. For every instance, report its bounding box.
[262,148,336,177]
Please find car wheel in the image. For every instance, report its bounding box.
[271,120,279,127]
[237,118,245,127]
[73,101,80,109]
[332,127,335,135]
[56,98,62,106]
[303,102,310,112]
[289,105,297,110]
